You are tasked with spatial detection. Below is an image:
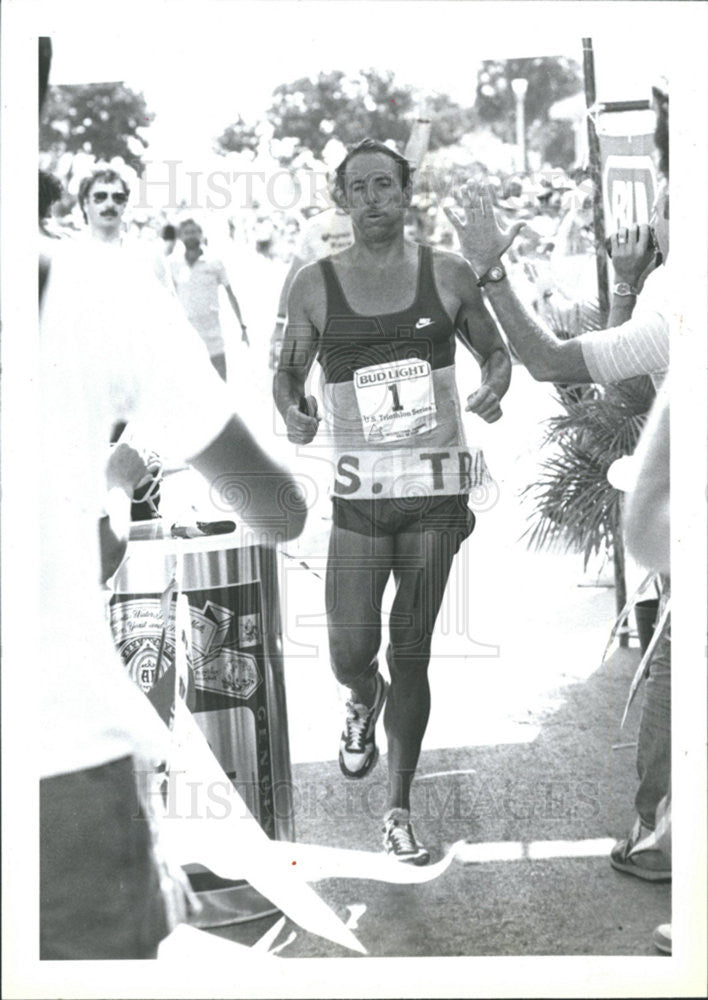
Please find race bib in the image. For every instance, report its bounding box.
[353,359,437,443]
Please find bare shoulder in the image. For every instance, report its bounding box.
[288,259,327,330]
[290,259,325,299]
[430,246,475,287]
[430,246,480,314]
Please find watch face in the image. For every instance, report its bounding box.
[490,266,504,280]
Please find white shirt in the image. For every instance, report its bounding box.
[39,241,233,778]
[169,248,230,355]
[580,265,670,388]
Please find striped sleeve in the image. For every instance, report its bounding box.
[580,311,669,385]
[580,266,670,385]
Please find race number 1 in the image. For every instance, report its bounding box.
[354,358,437,442]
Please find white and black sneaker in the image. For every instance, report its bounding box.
[338,673,388,779]
[382,808,430,865]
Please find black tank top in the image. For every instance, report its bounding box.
[317,244,457,382]
[313,244,491,500]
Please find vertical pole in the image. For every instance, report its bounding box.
[515,92,526,172]
[583,38,627,638]
[511,78,529,174]
[582,37,609,323]
[613,519,629,649]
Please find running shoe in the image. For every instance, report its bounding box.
[610,817,671,882]
[338,673,388,779]
[382,808,430,865]
[652,923,672,955]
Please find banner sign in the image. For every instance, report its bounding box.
[598,130,658,231]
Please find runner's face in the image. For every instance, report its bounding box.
[342,152,410,240]
[85,181,127,235]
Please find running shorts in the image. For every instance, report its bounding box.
[331,493,475,549]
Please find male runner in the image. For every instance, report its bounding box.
[269,116,433,369]
[274,139,511,863]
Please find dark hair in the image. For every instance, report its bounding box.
[651,83,669,179]
[39,170,63,220]
[334,138,411,198]
[161,224,177,240]
[77,169,130,222]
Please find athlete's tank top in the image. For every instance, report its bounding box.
[316,245,491,501]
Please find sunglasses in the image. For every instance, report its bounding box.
[91,191,128,205]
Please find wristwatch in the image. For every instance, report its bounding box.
[476,263,507,288]
[613,282,638,296]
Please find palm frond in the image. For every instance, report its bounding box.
[521,300,655,566]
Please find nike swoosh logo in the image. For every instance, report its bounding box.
[415,318,434,329]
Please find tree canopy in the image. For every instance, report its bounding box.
[215,69,477,165]
[40,82,154,175]
[476,56,582,166]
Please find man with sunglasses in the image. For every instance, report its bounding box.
[77,168,130,244]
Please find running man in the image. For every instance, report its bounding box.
[269,115,434,368]
[274,139,511,863]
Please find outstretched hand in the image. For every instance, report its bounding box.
[444,182,526,275]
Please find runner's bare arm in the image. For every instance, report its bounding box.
[270,255,306,366]
[273,266,322,444]
[448,256,511,424]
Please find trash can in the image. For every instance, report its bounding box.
[109,522,294,925]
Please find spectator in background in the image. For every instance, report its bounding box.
[170,218,249,380]
[153,223,178,286]
[160,223,178,256]
[39,170,64,238]
[77,168,130,245]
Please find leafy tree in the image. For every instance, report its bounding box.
[215,69,477,165]
[528,118,577,170]
[476,56,582,166]
[214,115,261,158]
[40,82,154,175]
[265,69,412,162]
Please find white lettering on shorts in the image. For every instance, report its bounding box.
[332,446,490,498]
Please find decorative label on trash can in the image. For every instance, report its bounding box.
[193,648,261,700]
[110,598,176,692]
[110,551,292,844]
